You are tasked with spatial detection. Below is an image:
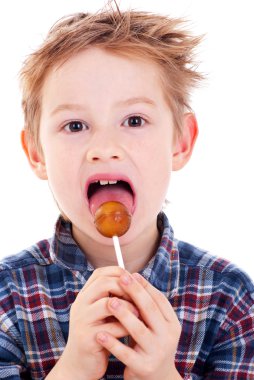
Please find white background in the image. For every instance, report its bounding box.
[0,1,253,278]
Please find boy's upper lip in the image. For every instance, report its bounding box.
[85,172,136,210]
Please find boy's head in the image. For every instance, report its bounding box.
[20,6,202,153]
[20,5,202,248]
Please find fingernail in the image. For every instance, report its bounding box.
[132,273,143,283]
[97,332,108,343]
[109,297,121,310]
[121,273,132,285]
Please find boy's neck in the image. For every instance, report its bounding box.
[72,224,160,273]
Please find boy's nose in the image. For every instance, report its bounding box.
[86,138,124,163]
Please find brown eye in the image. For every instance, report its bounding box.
[64,121,87,132]
[123,116,145,127]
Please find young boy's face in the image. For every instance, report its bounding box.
[26,47,196,247]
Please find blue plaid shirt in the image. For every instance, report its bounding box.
[0,213,254,379]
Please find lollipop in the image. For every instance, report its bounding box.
[94,201,131,238]
[94,201,131,268]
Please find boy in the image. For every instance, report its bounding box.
[1,4,254,380]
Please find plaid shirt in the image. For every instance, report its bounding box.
[0,213,254,380]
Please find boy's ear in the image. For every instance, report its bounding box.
[172,112,198,171]
[21,130,48,180]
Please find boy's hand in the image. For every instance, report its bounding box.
[47,267,138,380]
[96,271,182,380]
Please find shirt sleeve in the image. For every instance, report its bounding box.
[194,282,254,380]
[203,309,254,379]
[0,329,28,379]
[181,266,254,380]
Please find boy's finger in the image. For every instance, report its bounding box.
[132,272,179,324]
[96,332,142,372]
[83,266,125,289]
[117,272,164,331]
[119,271,178,331]
[77,275,132,304]
[107,297,150,351]
[87,297,140,323]
[98,321,130,339]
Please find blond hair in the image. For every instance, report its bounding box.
[20,4,203,149]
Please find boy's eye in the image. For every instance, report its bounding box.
[123,116,145,128]
[64,121,87,132]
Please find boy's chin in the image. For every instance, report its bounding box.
[95,231,132,246]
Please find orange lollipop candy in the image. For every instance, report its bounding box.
[94,201,131,268]
[94,201,131,238]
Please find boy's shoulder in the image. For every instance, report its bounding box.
[0,238,52,273]
[176,239,254,296]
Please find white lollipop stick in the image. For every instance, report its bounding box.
[112,235,125,269]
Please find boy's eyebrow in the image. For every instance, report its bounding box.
[50,97,156,116]
[50,103,86,116]
[116,97,156,107]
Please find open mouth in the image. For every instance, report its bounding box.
[87,178,135,216]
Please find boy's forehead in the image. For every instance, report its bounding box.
[42,48,168,111]
[51,47,160,81]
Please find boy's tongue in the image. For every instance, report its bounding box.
[89,183,134,216]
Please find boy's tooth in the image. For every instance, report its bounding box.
[99,180,118,185]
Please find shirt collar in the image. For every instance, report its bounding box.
[50,212,180,298]
[140,212,180,299]
[49,217,94,279]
